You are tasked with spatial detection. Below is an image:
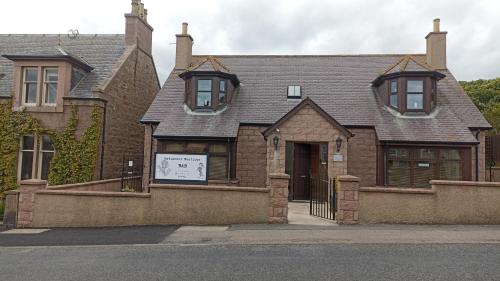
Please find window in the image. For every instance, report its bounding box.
[39,135,55,180]
[43,68,58,105]
[287,85,301,99]
[23,68,38,105]
[71,66,86,90]
[160,141,230,180]
[406,80,424,110]
[390,80,398,108]
[219,80,226,105]
[20,135,35,180]
[386,147,466,188]
[196,79,212,107]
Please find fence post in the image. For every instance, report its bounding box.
[17,179,47,228]
[269,173,290,223]
[336,175,360,224]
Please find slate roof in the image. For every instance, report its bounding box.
[143,54,491,143]
[0,34,127,98]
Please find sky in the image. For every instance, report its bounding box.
[1,0,499,83]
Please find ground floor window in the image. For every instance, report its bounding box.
[19,135,55,180]
[385,146,469,188]
[159,140,232,180]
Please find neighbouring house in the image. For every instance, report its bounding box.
[141,19,491,200]
[0,0,159,188]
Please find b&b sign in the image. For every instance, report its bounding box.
[154,153,208,184]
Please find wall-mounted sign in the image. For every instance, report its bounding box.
[154,153,208,184]
[418,162,430,168]
[333,154,343,162]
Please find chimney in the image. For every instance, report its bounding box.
[175,22,193,70]
[425,18,447,70]
[125,0,153,55]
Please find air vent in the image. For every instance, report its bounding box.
[287,85,301,99]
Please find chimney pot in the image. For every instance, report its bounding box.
[182,23,188,35]
[433,18,440,32]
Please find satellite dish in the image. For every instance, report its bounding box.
[67,29,79,39]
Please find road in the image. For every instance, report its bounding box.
[1,243,500,281]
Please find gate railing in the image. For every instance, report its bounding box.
[121,155,143,192]
[309,177,336,220]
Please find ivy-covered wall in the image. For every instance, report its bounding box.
[0,102,101,197]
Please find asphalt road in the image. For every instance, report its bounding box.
[1,243,499,281]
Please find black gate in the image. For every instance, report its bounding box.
[309,177,337,220]
[121,155,143,192]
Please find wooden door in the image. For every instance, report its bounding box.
[293,143,310,200]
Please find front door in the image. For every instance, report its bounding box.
[292,143,311,200]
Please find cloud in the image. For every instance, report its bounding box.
[1,0,499,82]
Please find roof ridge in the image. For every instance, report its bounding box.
[192,54,426,58]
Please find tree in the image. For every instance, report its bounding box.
[460,78,500,134]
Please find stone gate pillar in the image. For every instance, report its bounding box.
[269,173,289,223]
[337,175,360,224]
[17,179,47,228]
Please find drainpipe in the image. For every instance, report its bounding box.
[474,130,481,181]
[99,101,108,180]
[148,124,154,192]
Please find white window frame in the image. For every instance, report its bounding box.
[287,85,301,99]
[42,67,58,106]
[18,135,37,180]
[37,135,55,180]
[22,67,39,106]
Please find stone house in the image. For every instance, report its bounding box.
[142,19,491,199]
[0,0,159,185]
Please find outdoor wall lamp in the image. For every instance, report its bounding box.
[336,136,342,152]
[273,129,280,150]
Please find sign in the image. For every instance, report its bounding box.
[418,162,430,168]
[154,153,208,183]
[333,154,343,162]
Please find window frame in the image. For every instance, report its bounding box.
[287,85,301,99]
[218,79,227,105]
[42,67,58,106]
[195,79,213,108]
[22,67,39,106]
[406,79,424,111]
[37,135,55,180]
[389,79,398,109]
[18,135,36,180]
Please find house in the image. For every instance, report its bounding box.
[0,0,159,187]
[141,19,491,199]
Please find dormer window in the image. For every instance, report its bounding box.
[196,79,212,107]
[22,67,59,106]
[390,80,398,108]
[287,85,301,99]
[406,80,424,110]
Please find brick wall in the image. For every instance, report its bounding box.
[236,125,268,187]
[101,48,159,179]
[347,128,377,187]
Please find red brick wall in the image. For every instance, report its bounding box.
[236,126,268,187]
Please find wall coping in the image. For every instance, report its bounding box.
[431,180,500,188]
[360,186,435,195]
[4,190,20,195]
[268,173,290,180]
[36,190,151,198]
[149,183,270,193]
[338,175,360,182]
[48,178,123,190]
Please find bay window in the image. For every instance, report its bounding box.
[43,68,58,105]
[196,79,212,107]
[23,68,38,105]
[22,66,59,106]
[389,80,398,108]
[219,80,226,105]
[386,147,468,188]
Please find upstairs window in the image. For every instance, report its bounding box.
[43,68,58,105]
[23,68,38,105]
[390,80,398,108]
[406,80,424,110]
[219,80,226,105]
[196,79,212,107]
[287,85,301,99]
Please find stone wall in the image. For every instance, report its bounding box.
[486,167,500,182]
[347,128,377,187]
[48,178,123,192]
[266,104,348,180]
[359,180,500,224]
[100,47,159,179]
[236,125,268,187]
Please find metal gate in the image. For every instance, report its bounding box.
[121,155,143,192]
[309,177,337,220]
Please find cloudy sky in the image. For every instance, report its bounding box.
[1,0,498,82]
